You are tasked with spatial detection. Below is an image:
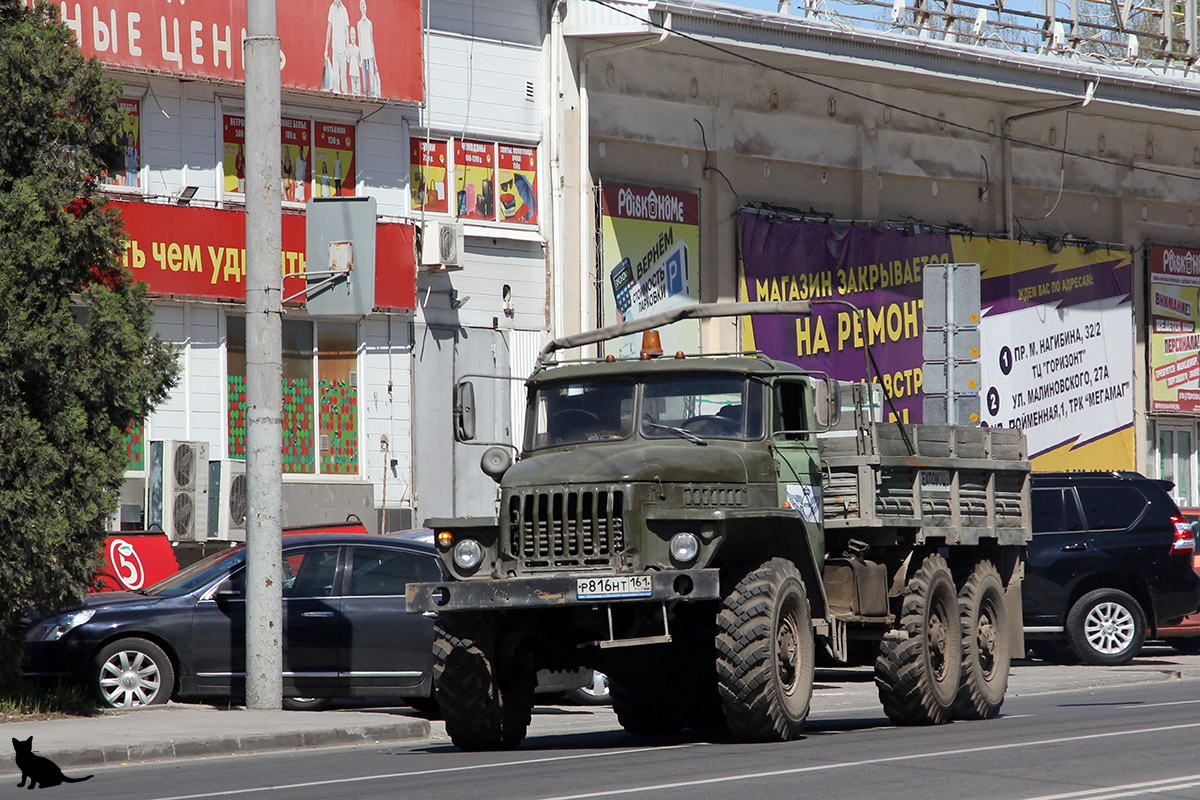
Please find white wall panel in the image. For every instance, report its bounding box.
[357,106,410,215]
[147,303,189,443]
[429,0,543,46]
[424,35,542,140]
[143,78,184,199]
[182,84,219,204]
[507,327,542,449]
[361,317,414,516]
[185,305,225,452]
[417,238,547,331]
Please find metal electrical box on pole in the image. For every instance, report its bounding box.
[922,263,982,425]
[244,0,283,709]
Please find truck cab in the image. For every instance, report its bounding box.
[437,354,833,584]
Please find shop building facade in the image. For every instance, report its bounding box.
[551,0,1200,510]
[64,0,1200,543]
[68,0,550,549]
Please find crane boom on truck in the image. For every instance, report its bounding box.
[407,301,1031,750]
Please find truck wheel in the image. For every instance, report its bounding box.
[954,560,1010,720]
[433,614,534,750]
[1065,588,1146,666]
[715,558,814,742]
[876,553,962,725]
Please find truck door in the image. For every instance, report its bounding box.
[772,379,823,530]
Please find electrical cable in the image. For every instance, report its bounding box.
[693,118,738,199]
[1017,109,1071,223]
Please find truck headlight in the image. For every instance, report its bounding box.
[453,539,484,570]
[670,532,700,563]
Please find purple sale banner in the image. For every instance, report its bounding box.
[738,210,1136,470]
[739,212,952,423]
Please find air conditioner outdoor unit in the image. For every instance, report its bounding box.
[148,440,210,542]
[419,220,464,271]
[208,459,248,542]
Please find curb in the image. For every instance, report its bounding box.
[5,719,432,773]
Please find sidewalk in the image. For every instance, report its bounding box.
[0,703,431,774]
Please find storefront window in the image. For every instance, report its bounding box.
[318,323,358,474]
[282,320,315,474]
[227,316,355,475]
[124,418,145,471]
[1157,424,1195,509]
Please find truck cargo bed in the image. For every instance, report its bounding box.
[819,423,1030,545]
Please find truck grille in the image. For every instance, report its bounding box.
[508,489,624,569]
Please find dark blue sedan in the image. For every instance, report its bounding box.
[23,531,444,710]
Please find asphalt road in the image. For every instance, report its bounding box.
[34,649,1200,800]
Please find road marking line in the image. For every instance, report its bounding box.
[142,744,703,800]
[1021,774,1200,800]
[1113,699,1200,709]
[534,722,1200,800]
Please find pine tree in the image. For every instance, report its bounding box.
[0,0,178,677]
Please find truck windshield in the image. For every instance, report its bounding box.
[642,376,763,441]
[531,380,637,448]
[530,375,763,449]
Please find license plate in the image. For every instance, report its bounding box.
[576,575,653,600]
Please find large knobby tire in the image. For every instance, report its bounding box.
[1065,588,1146,666]
[875,553,962,725]
[433,614,534,750]
[715,558,815,742]
[954,560,1010,720]
[90,637,175,709]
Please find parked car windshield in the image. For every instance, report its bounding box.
[146,547,246,597]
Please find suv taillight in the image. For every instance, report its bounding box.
[1170,515,1195,556]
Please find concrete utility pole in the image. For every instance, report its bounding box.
[244,0,283,709]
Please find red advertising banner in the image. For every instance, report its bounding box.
[113,201,415,311]
[37,0,422,103]
[93,533,179,593]
[312,122,355,197]
[1149,245,1200,413]
[411,138,449,214]
[455,139,496,221]
[497,143,538,225]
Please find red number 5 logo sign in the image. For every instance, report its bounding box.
[109,538,145,590]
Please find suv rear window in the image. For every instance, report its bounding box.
[1032,488,1084,534]
[1075,486,1148,530]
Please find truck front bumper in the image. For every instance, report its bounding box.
[406,569,721,614]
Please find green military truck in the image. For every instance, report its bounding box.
[407,301,1031,750]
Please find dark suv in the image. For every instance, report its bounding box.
[1024,472,1200,666]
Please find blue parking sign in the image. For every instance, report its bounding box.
[665,247,687,296]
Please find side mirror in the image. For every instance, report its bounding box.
[214,578,243,600]
[480,446,513,483]
[813,378,842,429]
[454,381,476,442]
